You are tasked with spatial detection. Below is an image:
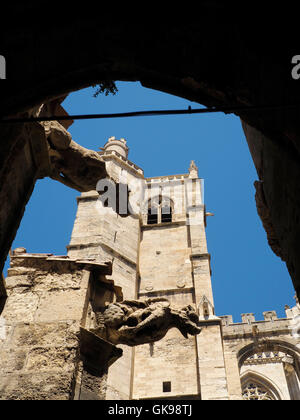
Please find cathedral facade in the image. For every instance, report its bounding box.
[0,137,299,400]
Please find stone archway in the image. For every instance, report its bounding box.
[1,5,300,299]
[237,340,300,400]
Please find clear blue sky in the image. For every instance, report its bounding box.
[5,82,296,322]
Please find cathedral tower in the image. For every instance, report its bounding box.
[67,137,229,400]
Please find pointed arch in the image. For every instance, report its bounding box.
[240,370,282,400]
[237,339,300,370]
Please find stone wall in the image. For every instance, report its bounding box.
[133,170,229,400]
[139,224,193,294]
[0,252,117,400]
[0,254,90,399]
[67,152,142,400]
[132,329,200,399]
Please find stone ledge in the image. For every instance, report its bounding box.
[142,220,186,229]
[67,242,137,268]
[9,253,112,275]
[138,286,194,297]
[197,317,223,327]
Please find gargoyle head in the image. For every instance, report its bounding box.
[173,305,202,338]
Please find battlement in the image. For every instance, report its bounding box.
[221,310,281,326]
[220,311,280,327]
[219,304,300,339]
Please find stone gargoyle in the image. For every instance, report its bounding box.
[92,297,201,346]
[41,119,129,215]
[42,119,108,192]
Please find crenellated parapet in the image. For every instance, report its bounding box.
[220,301,300,341]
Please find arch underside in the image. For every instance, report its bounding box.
[1,6,300,299]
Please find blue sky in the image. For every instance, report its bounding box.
[5,82,296,322]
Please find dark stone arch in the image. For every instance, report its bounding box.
[1,5,300,300]
[237,339,300,370]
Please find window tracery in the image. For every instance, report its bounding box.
[242,382,275,400]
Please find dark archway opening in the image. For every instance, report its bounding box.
[1,6,300,301]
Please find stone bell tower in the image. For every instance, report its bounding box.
[132,159,228,400]
[67,137,229,400]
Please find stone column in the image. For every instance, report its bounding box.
[223,343,243,400]
[187,180,229,400]
[196,320,229,400]
[283,356,300,400]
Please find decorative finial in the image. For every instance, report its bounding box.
[188,160,198,178]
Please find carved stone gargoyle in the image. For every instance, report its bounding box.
[40,119,129,215]
[42,119,108,192]
[92,297,201,347]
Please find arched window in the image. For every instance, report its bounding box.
[147,196,173,225]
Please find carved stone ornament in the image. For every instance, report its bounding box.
[92,297,201,347]
[176,280,185,288]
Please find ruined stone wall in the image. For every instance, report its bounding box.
[0,254,91,400]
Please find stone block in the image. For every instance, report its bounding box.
[35,288,88,322]
[25,347,77,372]
[1,290,39,322]
[10,322,79,348]
[0,349,27,373]
[0,372,74,400]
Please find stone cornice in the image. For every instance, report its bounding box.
[67,242,137,268]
